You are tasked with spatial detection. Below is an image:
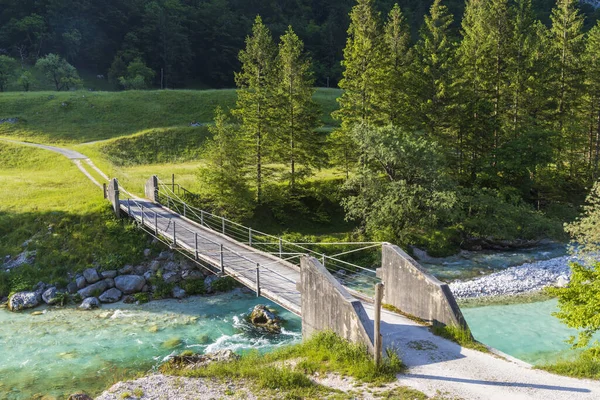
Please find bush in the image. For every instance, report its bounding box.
[211,276,240,292]
[181,279,205,295]
[150,272,174,299]
[133,292,150,304]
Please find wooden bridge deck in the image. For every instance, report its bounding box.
[120,197,302,315]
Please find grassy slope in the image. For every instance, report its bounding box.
[0,142,150,297]
[0,88,341,144]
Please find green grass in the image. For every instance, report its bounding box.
[0,142,151,297]
[0,88,340,144]
[538,348,600,379]
[161,331,410,399]
[457,291,555,308]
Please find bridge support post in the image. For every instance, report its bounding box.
[107,178,121,218]
[374,283,384,366]
[200,210,204,226]
[103,183,107,199]
[256,263,261,297]
[144,175,159,203]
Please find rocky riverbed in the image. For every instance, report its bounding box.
[449,254,580,298]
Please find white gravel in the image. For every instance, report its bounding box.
[449,255,580,298]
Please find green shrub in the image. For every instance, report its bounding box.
[181,279,205,295]
[211,276,240,293]
[150,272,174,299]
[133,292,150,304]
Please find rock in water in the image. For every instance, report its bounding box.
[83,268,101,284]
[248,305,283,334]
[114,275,146,294]
[8,292,40,311]
[79,297,100,310]
[77,280,109,299]
[99,288,123,303]
[42,287,59,305]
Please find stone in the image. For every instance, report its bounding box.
[182,270,204,281]
[157,251,173,261]
[67,281,78,294]
[76,276,87,289]
[42,287,60,305]
[163,271,181,284]
[99,288,123,303]
[8,292,40,311]
[144,248,151,257]
[204,275,219,293]
[134,265,147,275]
[144,271,153,282]
[142,284,150,293]
[163,261,179,272]
[149,260,161,272]
[2,250,36,270]
[114,275,146,294]
[248,305,283,334]
[122,295,136,304]
[68,393,93,400]
[101,270,117,279]
[172,286,186,299]
[104,278,115,289]
[556,275,570,288]
[180,260,195,271]
[77,280,109,299]
[118,265,133,275]
[79,297,100,310]
[164,349,239,370]
[83,268,101,284]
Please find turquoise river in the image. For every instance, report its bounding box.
[0,244,584,399]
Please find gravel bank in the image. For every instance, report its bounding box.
[449,255,579,298]
[96,374,257,400]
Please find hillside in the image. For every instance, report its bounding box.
[0,88,341,143]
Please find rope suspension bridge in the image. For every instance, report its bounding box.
[111,176,384,316]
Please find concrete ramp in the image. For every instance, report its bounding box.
[299,256,375,354]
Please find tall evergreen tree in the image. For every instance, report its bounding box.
[376,4,412,127]
[271,26,321,190]
[583,23,600,180]
[549,0,585,176]
[233,16,276,203]
[199,106,252,217]
[410,0,455,139]
[331,0,381,178]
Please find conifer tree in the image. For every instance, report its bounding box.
[376,4,412,127]
[271,26,321,190]
[233,16,276,203]
[410,0,455,139]
[549,0,585,176]
[583,23,600,179]
[199,107,252,218]
[331,0,381,177]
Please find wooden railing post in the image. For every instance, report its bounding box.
[249,227,252,246]
[154,212,158,235]
[279,238,283,258]
[141,205,144,225]
[200,210,204,226]
[256,263,261,297]
[220,244,224,274]
[103,183,107,199]
[173,220,177,247]
[222,217,225,234]
[374,283,384,366]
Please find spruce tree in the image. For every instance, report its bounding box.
[376,4,412,127]
[271,26,321,190]
[199,107,252,218]
[583,23,600,180]
[331,0,381,177]
[549,0,585,176]
[410,0,455,139]
[233,16,276,203]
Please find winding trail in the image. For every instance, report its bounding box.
[3,138,600,400]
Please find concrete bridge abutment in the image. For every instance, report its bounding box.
[107,178,121,218]
[145,175,159,203]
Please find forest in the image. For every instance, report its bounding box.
[0,0,599,88]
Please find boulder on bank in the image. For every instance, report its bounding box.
[42,287,60,305]
[248,305,283,334]
[101,270,117,279]
[115,275,145,294]
[161,349,239,371]
[79,297,100,310]
[99,288,123,303]
[68,393,93,400]
[67,281,78,294]
[172,286,186,299]
[83,268,101,284]
[76,276,87,289]
[78,280,109,299]
[8,291,40,311]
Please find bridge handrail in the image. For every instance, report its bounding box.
[122,196,297,286]
[156,179,381,278]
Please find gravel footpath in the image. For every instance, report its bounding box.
[96,374,256,400]
[449,255,578,298]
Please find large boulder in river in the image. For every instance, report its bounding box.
[99,288,123,303]
[8,291,40,311]
[248,305,282,334]
[79,297,100,310]
[42,287,60,305]
[78,280,109,299]
[83,268,101,284]
[115,275,145,294]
